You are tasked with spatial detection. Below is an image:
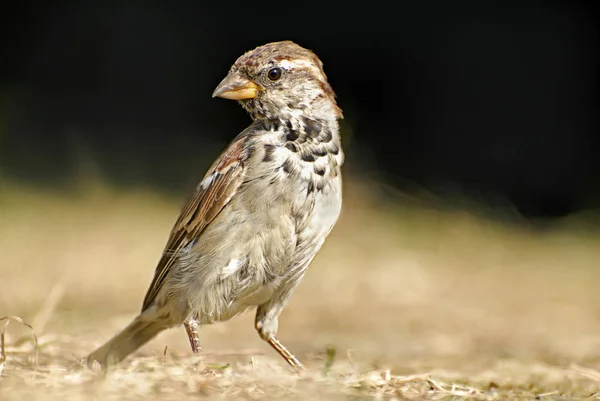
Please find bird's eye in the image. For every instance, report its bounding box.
[267,67,283,81]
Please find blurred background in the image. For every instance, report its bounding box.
[1,0,599,217]
[1,0,600,379]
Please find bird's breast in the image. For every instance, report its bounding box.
[174,124,343,323]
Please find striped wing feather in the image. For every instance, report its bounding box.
[141,137,248,311]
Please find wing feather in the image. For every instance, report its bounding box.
[141,136,250,311]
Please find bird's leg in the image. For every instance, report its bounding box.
[184,317,202,354]
[255,280,306,373]
[266,336,305,372]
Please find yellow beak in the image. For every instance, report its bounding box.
[212,73,261,100]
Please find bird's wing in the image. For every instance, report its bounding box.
[141,132,252,312]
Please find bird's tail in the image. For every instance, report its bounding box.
[84,310,172,369]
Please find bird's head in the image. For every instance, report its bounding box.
[212,41,342,123]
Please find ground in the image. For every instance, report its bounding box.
[1,181,600,400]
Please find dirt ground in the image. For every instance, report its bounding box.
[1,181,600,400]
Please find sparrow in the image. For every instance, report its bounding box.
[84,40,344,372]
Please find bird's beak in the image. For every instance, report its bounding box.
[212,72,261,100]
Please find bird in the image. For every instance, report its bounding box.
[84,40,344,372]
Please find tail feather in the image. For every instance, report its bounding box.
[85,312,171,369]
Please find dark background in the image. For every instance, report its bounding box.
[1,1,598,217]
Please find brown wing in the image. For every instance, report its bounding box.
[141,135,250,311]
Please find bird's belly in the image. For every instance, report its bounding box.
[168,187,294,323]
[167,172,341,325]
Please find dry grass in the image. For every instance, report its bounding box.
[1,181,600,400]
